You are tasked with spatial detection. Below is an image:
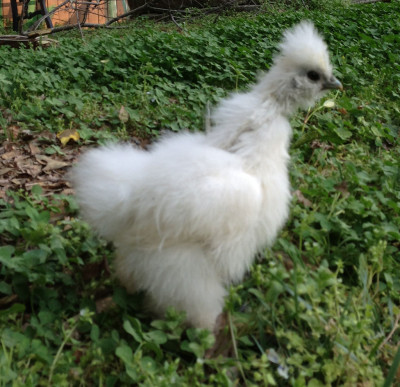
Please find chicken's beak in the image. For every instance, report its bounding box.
[323,76,343,91]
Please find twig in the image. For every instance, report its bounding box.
[24,21,138,38]
[379,313,400,350]
[75,4,85,40]
[170,13,184,31]
[148,6,182,13]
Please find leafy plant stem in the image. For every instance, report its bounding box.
[328,193,341,218]
[228,312,247,386]
[292,260,300,327]
[48,320,78,385]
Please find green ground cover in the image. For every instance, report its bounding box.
[0,1,399,385]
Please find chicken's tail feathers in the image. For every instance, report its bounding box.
[70,144,148,241]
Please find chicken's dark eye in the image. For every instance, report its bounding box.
[307,70,320,82]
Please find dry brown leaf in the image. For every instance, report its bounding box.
[119,105,129,123]
[11,126,19,139]
[335,181,350,198]
[11,179,22,186]
[61,188,74,195]
[14,155,29,164]
[0,168,12,176]
[4,126,20,141]
[311,140,334,150]
[96,297,117,314]
[1,151,17,160]
[293,189,312,207]
[28,142,41,155]
[15,157,42,178]
[40,131,57,140]
[43,161,69,172]
[36,155,69,172]
[35,154,52,164]
[0,294,18,307]
[25,165,42,178]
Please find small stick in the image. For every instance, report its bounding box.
[379,313,400,351]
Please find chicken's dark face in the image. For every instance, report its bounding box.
[288,66,342,109]
[305,69,342,91]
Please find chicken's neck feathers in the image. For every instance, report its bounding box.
[207,84,292,172]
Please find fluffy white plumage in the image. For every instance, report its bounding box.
[71,22,342,330]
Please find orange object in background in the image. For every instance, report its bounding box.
[0,0,131,28]
[48,0,108,26]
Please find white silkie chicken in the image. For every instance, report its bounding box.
[71,22,342,330]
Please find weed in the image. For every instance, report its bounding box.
[0,1,399,385]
